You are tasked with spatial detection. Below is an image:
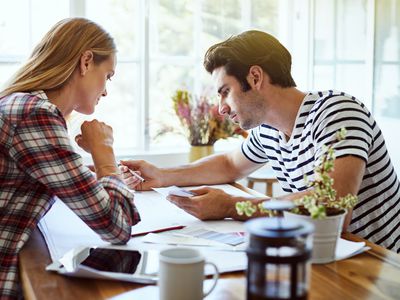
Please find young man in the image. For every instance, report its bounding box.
[123,30,400,253]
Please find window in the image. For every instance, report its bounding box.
[146,0,280,152]
[0,0,69,87]
[80,0,281,154]
[1,0,400,170]
[373,0,400,170]
[312,0,370,105]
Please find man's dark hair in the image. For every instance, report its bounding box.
[203,30,296,91]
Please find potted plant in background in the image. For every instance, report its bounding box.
[157,89,247,162]
[236,128,358,263]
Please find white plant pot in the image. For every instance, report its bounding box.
[283,210,346,264]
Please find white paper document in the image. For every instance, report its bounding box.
[132,184,252,236]
[108,278,246,300]
[39,185,251,269]
[39,182,369,280]
[335,238,370,260]
[45,245,245,283]
[153,185,196,197]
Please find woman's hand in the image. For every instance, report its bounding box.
[75,120,114,154]
[75,120,119,179]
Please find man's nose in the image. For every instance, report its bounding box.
[218,101,229,115]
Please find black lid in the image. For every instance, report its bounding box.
[245,217,314,239]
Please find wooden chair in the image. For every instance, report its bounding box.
[247,168,278,197]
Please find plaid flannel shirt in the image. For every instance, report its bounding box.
[0,91,140,299]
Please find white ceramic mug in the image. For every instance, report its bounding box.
[158,247,219,300]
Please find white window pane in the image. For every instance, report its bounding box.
[376,117,400,172]
[0,0,30,56]
[0,0,69,57]
[202,0,241,18]
[149,63,194,149]
[313,65,334,90]
[150,0,194,57]
[70,63,140,152]
[199,67,215,92]
[314,0,335,61]
[374,64,400,117]
[336,0,367,60]
[84,0,140,153]
[31,0,69,46]
[336,64,368,106]
[373,0,400,170]
[86,0,139,58]
[375,0,400,62]
[97,63,140,150]
[0,63,20,89]
[251,0,279,32]
[201,0,242,55]
[374,0,400,118]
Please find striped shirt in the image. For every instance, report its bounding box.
[242,90,400,253]
[0,91,141,299]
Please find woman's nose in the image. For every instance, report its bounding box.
[102,89,107,97]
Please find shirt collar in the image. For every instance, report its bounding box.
[31,90,48,100]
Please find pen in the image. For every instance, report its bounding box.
[118,163,145,182]
[131,225,186,237]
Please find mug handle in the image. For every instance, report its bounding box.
[203,262,219,298]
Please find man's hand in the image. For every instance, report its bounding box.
[167,187,234,220]
[118,165,143,190]
[119,160,163,190]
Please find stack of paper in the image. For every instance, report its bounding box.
[38,184,252,274]
[335,238,370,260]
[38,183,369,276]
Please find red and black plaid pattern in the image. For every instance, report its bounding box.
[0,91,140,299]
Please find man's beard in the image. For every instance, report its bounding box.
[240,102,265,130]
[240,114,263,130]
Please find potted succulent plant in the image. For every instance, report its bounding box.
[236,128,358,263]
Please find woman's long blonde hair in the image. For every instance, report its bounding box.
[0,17,116,98]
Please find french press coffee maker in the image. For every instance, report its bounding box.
[245,200,314,300]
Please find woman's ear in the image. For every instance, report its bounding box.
[79,50,94,76]
[247,65,265,90]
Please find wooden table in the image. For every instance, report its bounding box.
[20,227,400,299]
[18,183,400,299]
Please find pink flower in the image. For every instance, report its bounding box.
[165,89,247,145]
[177,103,192,125]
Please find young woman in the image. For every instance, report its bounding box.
[0,18,140,299]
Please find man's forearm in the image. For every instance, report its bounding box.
[161,153,241,187]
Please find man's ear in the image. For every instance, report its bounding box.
[247,65,265,90]
[79,50,94,76]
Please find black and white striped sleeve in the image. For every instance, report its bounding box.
[312,96,373,163]
[241,126,269,164]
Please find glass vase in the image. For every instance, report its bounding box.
[189,145,214,162]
